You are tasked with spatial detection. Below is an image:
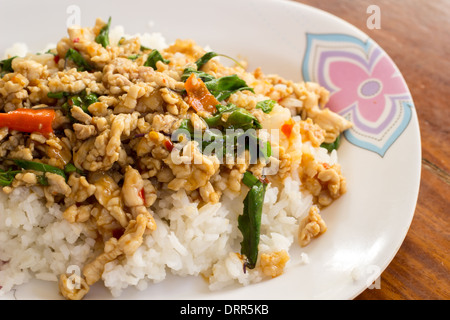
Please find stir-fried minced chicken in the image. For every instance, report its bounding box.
[0,18,352,299]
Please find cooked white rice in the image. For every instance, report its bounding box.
[0,173,319,297]
[0,186,98,294]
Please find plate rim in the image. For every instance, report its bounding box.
[286,0,422,298]
[0,0,422,300]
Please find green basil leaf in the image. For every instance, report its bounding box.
[36,174,49,186]
[82,92,98,110]
[177,119,194,134]
[195,51,244,70]
[0,168,21,186]
[203,104,237,128]
[67,90,97,114]
[195,52,219,70]
[181,59,253,102]
[64,163,84,175]
[320,134,341,153]
[256,99,276,114]
[144,49,170,69]
[225,108,262,130]
[0,56,17,77]
[95,17,111,48]
[127,54,141,61]
[181,67,216,83]
[215,104,237,114]
[204,104,260,130]
[69,95,83,107]
[65,48,93,72]
[205,74,254,101]
[173,119,195,143]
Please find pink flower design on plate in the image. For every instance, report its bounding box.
[302,33,414,156]
[328,53,407,122]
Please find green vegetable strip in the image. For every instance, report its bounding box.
[0,56,17,77]
[53,90,97,121]
[77,91,98,113]
[203,104,236,127]
[175,104,268,161]
[195,52,219,70]
[65,48,93,72]
[14,159,66,180]
[224,108,262,130]
[95,17,111,48]
[47,91,67,99]
[256,99,276,114]
[242,171,259,187]
[203,104,261,130]
[195,51,244,70]
[0,169,21,186]
[181,52,253,101]
[36,174,49,186]
[176,119,194,135]
[238,172,267,270]
[127,54,140,61]
[204,74,254,101]
[320,134,341,153]
[10,161,84,185]
[181,67,215,83]
[64,163,83,175]
[144,49,170,69]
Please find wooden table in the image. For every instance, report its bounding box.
[292,0,449,300]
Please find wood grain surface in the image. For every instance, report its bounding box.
[292,0,449,300]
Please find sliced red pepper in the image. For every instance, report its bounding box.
[138,188,146,206]
[164,139,174,152]
[281,118,295,138]
[185,73,219,113]
[0,108,55,136]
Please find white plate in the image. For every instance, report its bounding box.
[0,0,421,300]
